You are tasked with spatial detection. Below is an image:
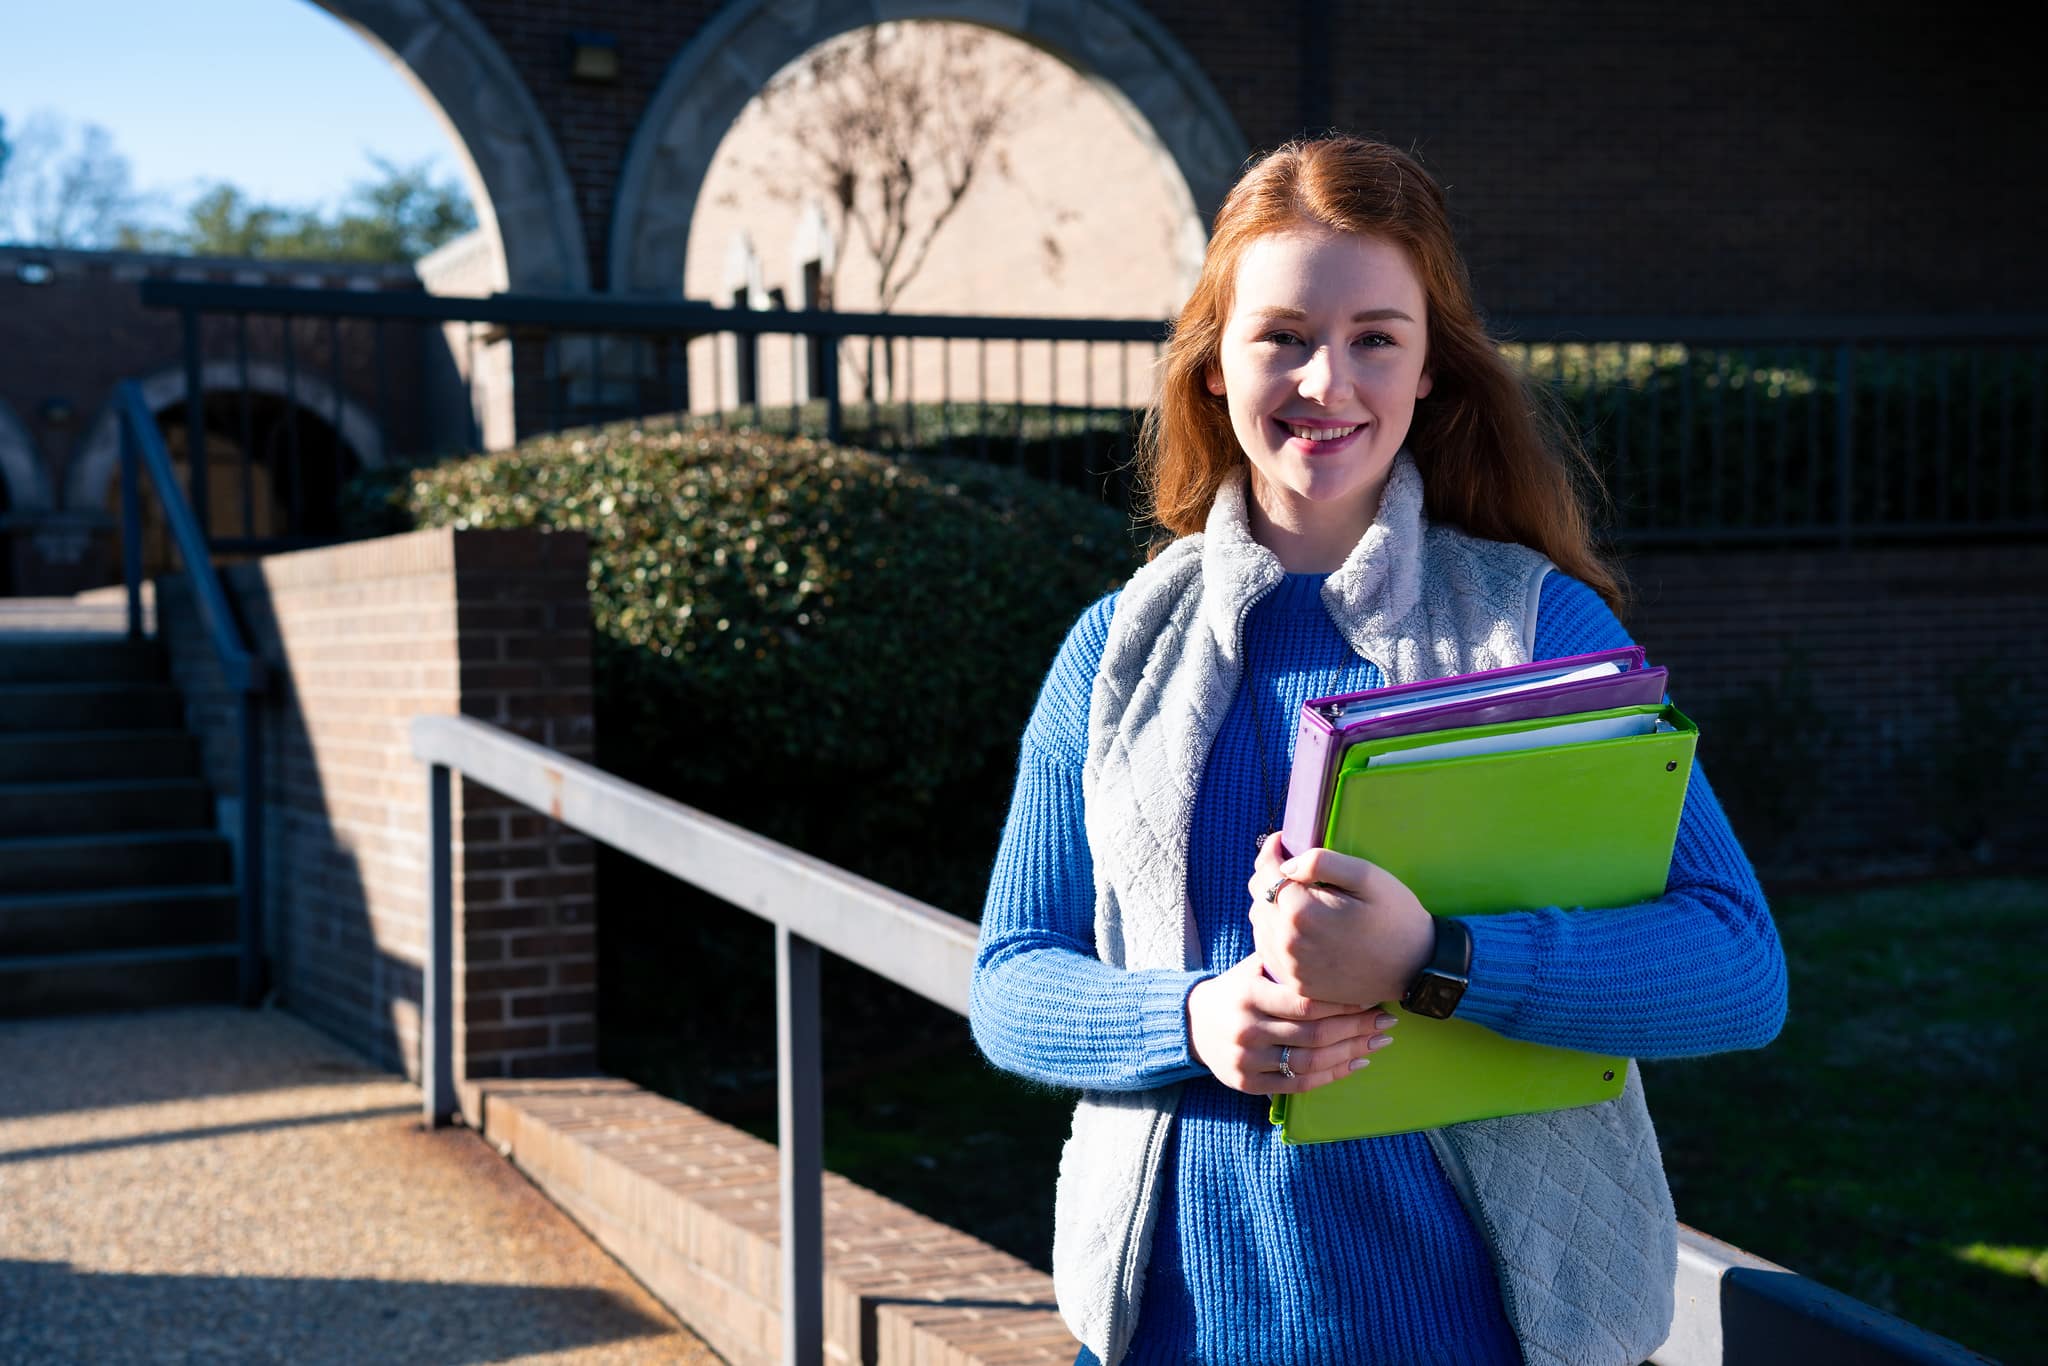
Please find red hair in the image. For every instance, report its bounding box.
[1138,136,1625,613]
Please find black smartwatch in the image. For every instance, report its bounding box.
[1401,918,1472,1019]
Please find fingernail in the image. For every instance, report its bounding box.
[1348,1058,1369,1072]
[1367,1035,1393,1051]
[1375,1013,1399,1029]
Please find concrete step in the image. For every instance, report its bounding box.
[0,829,232,895]
[0,638,166,686]
[0,683,185,732]
[0,943,239,1017]
[0,884,238,956]
[0,731,198,784]
[0,778,213,839]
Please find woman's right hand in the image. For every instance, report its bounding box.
[1185,953,1396,1095]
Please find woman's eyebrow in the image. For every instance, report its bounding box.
[1247,306,1417,323]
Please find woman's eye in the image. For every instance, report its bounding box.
[1263,331,1304,347]
[1355,332,1395,348]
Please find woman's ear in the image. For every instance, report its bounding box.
[1416,369,1433,400]
[1205,366,1225,396]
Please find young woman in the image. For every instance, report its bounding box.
[968,136,1788,1366]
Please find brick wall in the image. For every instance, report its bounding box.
[475,1078,1077,1366]
[157,527,596,1097]
[458,0,2045,313]
[1621,540,2048,881]
[0,245,435,595]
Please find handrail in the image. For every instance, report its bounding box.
[116,382,264,694]
[138,278,2048,345]
[411,712,978,1366]
[140,279,1169,343]
[116,378,268,1007]
[411,712,1988,1366]
[408,715,978,1012]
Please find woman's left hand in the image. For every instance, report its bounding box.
[1247,833,1438,1007]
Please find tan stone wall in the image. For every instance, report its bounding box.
[157,527,596,1091]
[681,20,1192,414]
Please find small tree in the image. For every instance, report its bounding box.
[751,23,1052,397]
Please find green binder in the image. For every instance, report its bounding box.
[1269,703,1697,1144]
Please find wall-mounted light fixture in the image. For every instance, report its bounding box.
[15,261,54,285]
[568,31,620,84]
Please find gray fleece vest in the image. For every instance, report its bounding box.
[1056,453,1678,1365]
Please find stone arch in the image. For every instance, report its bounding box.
[0,400,55,513]
[307,0,588,291]
[64,364,387,514]
[608,0,1247,298]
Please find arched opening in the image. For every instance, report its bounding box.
[96,397,360,578]
[307,0,587,292]
[67,362,386,566]
[102,391,363,578]
[662,18,1221,428]
[684,21,1200,320]
[610,0,1245,301]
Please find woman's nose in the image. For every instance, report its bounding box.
[1297,346,1354,405]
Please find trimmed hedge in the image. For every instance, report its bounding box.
[347,422,1142,913]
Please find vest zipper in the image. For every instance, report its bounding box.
[1106,1105,1176,1365]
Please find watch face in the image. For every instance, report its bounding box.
[1409,973,1465,1020]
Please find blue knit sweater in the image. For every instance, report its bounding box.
[971,570,1788,1366]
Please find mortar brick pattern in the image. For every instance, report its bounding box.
[1624,541,2048,875]
[477,1079,1074,1366]
[158,526,599,1091]
[453,0,2044,313]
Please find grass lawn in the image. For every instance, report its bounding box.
[1642,876,2044,1364]
[604,875,2043,1363]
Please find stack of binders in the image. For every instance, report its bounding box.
[1268,647,1696,1145]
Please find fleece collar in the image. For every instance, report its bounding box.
[1198,450,1429,673]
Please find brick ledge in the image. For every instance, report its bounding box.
[472,1076,1075,1366]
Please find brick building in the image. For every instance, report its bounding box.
[5,0,2038,594]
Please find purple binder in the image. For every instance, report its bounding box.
[1278,647,1668,855]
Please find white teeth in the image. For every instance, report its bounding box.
[1286,422,1359,441]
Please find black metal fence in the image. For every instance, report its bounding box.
[1498,318,2048,545]
[138,280,2046,551]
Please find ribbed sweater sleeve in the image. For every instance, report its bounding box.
[1451,573,1790,1057]
[968,592,1214,1091]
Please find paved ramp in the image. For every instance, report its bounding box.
[0,1007,723,1364]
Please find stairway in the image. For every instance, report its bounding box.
[0,634,241,1016]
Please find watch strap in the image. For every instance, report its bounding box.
[1402,917,1472,1018]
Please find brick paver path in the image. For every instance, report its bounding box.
[0,1006,723,1364]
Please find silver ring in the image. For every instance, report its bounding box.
[1260,874,1290,904]
[1278,1046,1295,1079]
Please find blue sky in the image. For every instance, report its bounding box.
[1,0,465,218]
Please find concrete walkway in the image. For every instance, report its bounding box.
[0,1006,724,1364]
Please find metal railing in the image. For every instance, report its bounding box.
[1495,315,2048,546]
[410,714,975,1366]
[115,378,268,1006]
[138,279,1167,546]
[140,278,2048,550]
[408,712,1985,1366]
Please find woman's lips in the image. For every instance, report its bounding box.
[1275,418,1367,452]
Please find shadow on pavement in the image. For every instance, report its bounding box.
[0,1102,417,1166]
[0,1006,390,1122]
[0,1260,680,1363]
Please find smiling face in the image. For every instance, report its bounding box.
[1208,224,1433,562]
